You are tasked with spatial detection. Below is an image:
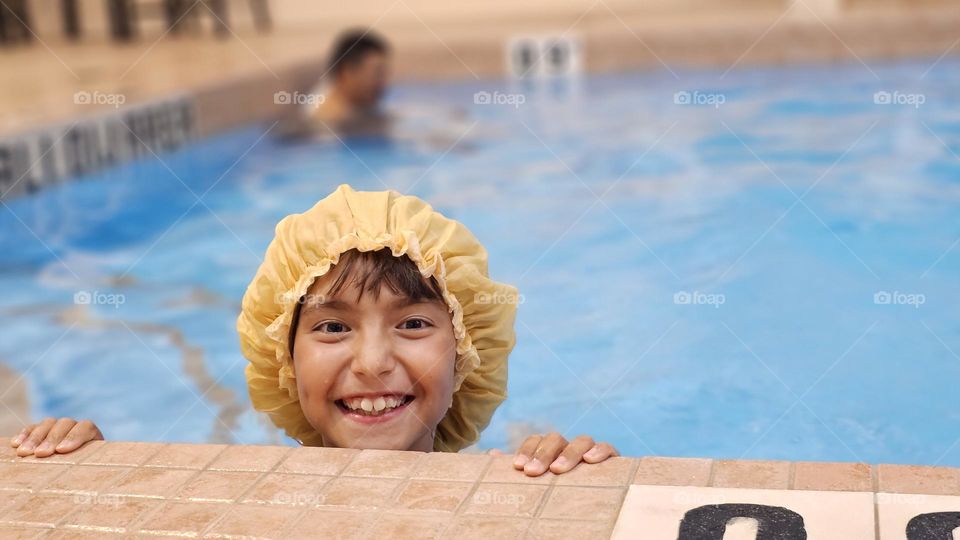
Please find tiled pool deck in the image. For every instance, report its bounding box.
[1,440,959,538]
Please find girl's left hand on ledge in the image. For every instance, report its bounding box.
[505,432,619,476]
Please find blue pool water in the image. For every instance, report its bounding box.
[2,59,960,466]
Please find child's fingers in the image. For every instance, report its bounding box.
[56,420,103,453]
[33,418,77,457]
[549,435,595,474]
[10,425,33,447]
[513,435,542,469]
[16,417,56,456]
[582,442,619,463]
[524,432,568,476]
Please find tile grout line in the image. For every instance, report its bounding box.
[872,465,880,540]
[192,445,296,536]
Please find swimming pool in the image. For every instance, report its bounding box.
[2,58,959,466]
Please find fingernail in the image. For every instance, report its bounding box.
[11,434,23,446]
[36,443,51,453]
[55,440,70,451]
[18,442,34,454]
[552,456,570,470]
[513,455,529,468]
[524,458,546,475]
[584,447,601,459]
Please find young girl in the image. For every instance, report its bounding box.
[11,184,618,476]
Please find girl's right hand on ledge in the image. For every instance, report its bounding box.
[10,418,103,458]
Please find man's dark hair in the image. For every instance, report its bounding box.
[328,29,390,76]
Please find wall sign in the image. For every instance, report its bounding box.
[0,96,194,200]
[612,485,960,539]
[507,35,583,78]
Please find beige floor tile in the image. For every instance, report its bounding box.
[712,459,791,489]
[342,449,424,479]
[204,504,300,539]
[60,496,157,532]
[276,447,358,476]
[0,526,49,540]
[0,493,82,528]
[527,519,613,540]
[412,452,490,482]
[632,456,712,487]
[136,500,230,536]
[367,513,449,538]
[878,464,960,496]
[207,445,291,473]
[442,516,529,540]
[42,465,132,494]
[77,442,164,467]
[394,480,473,513]
[0,463,71,492]
[175,470,261,503]
[103,467,196,498]
[285,509,373,539]
[611,485,875,539]
[143,443,227,470]
[319,476,403,510]
[539,486,625,521]
[793,461,873,492]
[240,473,331,506]
[463,483,548,517]
[876,492,960,540]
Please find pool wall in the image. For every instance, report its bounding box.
[2,3,958,200]
[1,440,959,538]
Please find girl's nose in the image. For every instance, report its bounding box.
[350,335,396,378]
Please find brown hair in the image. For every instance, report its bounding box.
[288,248,445,351]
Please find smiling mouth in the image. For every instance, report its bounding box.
[335,395,415,417]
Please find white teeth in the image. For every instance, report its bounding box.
[342,395,409,415]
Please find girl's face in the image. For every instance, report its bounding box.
[291,261,457,452]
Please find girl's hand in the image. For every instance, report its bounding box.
[10,418,103,458]
[513,433,618,476]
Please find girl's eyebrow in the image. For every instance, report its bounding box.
[300,296,431,315]
[301,298,353,314]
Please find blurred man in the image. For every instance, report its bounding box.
[297,29,392,138]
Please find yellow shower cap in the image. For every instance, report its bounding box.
[237,184,518,452]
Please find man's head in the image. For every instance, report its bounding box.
[328,30,391,108]
[289,248,457,452]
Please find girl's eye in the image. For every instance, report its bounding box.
[316,321,349,333]
[400,318,431,330]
